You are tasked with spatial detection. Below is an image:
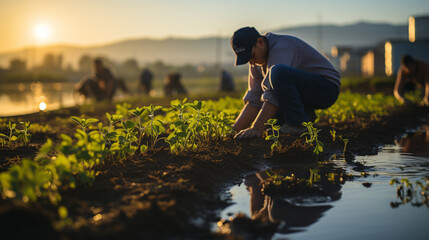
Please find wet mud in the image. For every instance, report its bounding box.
[0,100,429,239]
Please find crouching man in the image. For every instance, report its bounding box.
[75,58,119,102]
[394,55,429,106]
[230,27,341,139]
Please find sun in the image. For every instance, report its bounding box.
[34,23,51,41]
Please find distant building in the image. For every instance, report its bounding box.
[9,58,27,72]
[384,39,429,76]
[361,15,429,77]
[361,47,385,77]
[330,46,364,76]
[383,15,429,76]
[408,16,429,42]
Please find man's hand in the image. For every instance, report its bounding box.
[228,125,237,137]
[421,98,429,107]
[234,127,264,140]
[397,96,413,105]
[396,96,405,104]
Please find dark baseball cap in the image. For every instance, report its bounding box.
[231,27,260,66]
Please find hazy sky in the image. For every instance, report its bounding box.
[0,0,428,53]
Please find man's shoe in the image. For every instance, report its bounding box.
[279,124,307,135]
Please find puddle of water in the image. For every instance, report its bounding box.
[216,125,429,239]
[0,82,78,116]
[0,82,132,117]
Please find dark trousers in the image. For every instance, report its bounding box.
[269,65,339,126]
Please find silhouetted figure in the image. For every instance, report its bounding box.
[164,73,187,97]
[140,68,153,95]
[75,58,126,102]
[394,55,429,106]
[220,69,235,92]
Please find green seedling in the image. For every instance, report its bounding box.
[167,120,193,153]
[17,121,32,147]
[206,111,234,141]
[389,177,428,208]
[330,129,336,142]
[0,133,6,147]
[129,107,148,147]
[301,122,324,155]
[264,119,282,153]
[57,205,72,227]
[115,102,132,118]
[342,139,349,155]
[308,168,321,186]
[171,98,190,122]
[106,113,123,126]
[187,100,207,144]
[110,120,139,160]
[71,116,99,132]
[265,170,294,186]
[167,98,196,153]
[103,113,123,145]
[106,113,123,134]
[143,104,165,149]
[5,121,17,147]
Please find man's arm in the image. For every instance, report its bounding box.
[233,65,265,132]
[394,65,408,103]
[234,101,279,139]
[251,101,279,130]
[232,103,260,132]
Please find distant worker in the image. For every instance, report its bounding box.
[164,73,187,97]
[220,69,235,92]
[75,58,124,101]
[140,68,154,95]
[394,55,429,106]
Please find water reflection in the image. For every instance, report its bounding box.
[218,165,351,236]
[0,82,76,116]
[217,125,429,239]
[390,177,429,208]
[396,125,429,157]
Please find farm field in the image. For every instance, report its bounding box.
[0,89,428,239]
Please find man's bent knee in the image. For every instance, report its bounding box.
[269,65,295,90]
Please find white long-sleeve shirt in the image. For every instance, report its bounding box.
[243,33,341,108]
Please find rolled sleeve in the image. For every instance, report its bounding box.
[261,72,280,107]
[243,65,264,108]
[261,90,279,107]
[243,90,263,108]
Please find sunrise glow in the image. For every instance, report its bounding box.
[34,23,51,41]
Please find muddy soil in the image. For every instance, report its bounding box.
[0,96,428,240]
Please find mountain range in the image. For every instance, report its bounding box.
[0,22,408,69]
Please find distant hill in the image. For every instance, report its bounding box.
[0,22,408,69]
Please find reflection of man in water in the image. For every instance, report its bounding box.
[164,73,187,97]
[244,170,341,233]
[397,125,429,158]
[75,58,119,101]
[140,68,153,95]
[394,55,429,106]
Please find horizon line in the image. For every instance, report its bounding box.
[0,20,408,55]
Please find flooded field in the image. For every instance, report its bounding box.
[216,125,429,239]
[0,78,247,117]
[0,82,77,116]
